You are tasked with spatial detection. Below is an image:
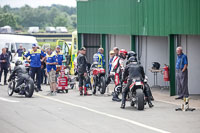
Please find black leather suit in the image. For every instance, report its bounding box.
[9,65,30,88]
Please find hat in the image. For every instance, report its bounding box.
[32,44,37,47]
[80,47,86,51]
[56,45,61,49]
[109,50,115,54]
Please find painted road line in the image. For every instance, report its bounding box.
[0,97,19,103]
[155,99,200,109]
[35,93,171,133]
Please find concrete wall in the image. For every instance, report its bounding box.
[138,36,169,87]
[110,35,131,51]
[181,35,200,94]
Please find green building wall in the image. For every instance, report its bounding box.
[77,0,200,36]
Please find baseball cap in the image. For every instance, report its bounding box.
[32,44,37,47]
[56,45,61,49]
[80,47,86,51]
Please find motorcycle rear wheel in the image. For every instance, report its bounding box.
[99,76,106,94]
[24,79,34,98]
[136,89,145,110]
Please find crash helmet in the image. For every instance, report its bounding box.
[128,56,137,63]
[127,51,137,60]
[119,49,127,59]
[15,60,23,66]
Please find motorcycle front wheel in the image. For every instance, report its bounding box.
[8,81,14,96]
[24,79,34,98]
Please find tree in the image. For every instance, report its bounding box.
[53,14,68,27]
[0,13,17,28]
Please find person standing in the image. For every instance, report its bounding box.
[106,50,115,86]
[24,44,46,92]
[175,46,189,100]
[0,48,10,85]
[15,44,24,57]
[5,46,12,63]
[77,47,89,96]
[113,47,119,56]
[5,46,12,73]
[41,49,47,84]
[46,48,58,96]
[55,45,64,66]
[93,48,105,68]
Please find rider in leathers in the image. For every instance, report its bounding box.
[121,56,154,109]
[110,49,127,102]
[8,60,31,94]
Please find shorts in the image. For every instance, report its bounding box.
[47,70,56,83]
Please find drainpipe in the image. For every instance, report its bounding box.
[101,34,107,72]
[169,35,176,96]
[131,35,136,52]
[78,33,82,50]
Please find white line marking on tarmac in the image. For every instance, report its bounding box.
[155,99,200,109]
[35,93,171,133]
[0,97,19,103]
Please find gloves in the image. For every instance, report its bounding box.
[8,78,11,82]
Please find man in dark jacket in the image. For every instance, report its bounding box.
[77,47,88,96]
[0,48,10,85]
[8,60,30,94]
[121,56,153,109]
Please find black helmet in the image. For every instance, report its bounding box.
[127,51,137,60]
[128,56,137,63]
[15,60,23,66]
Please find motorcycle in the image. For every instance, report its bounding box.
[90,63,106,95]
[8,74,35,98]
[127,78,146,110]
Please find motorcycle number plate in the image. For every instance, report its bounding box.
[136,82,142,86]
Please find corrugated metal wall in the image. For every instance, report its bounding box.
[77,0,200,36]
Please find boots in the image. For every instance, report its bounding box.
[147,97,154,108]
[79,87,83,96]
[84,87,89,96]
[120,93,126,109]
[112,92,121,102]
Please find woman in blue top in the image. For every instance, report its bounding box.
[46,48,58,96]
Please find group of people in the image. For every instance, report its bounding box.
[76,46,154,109]
[1,42,188,107]
[4,43,65,96]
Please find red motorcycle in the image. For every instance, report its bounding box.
[90,63,106,95]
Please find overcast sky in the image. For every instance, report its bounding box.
[0,0,76,8]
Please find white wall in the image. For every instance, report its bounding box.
[181,35,200,94]
[110,35,131,51]
[139,36,169,87]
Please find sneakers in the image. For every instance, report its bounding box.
[47,91,56,96]
[52,91,56,96]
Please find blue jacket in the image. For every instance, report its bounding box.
[93,52,105,68]
[24,49,46,68]
[55,51,64,65]
[176,53,188,70]
[46,53,57,72]
[109,57,114,73]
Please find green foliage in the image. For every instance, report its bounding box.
[0,4,77,31]
[0,13,17,28]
